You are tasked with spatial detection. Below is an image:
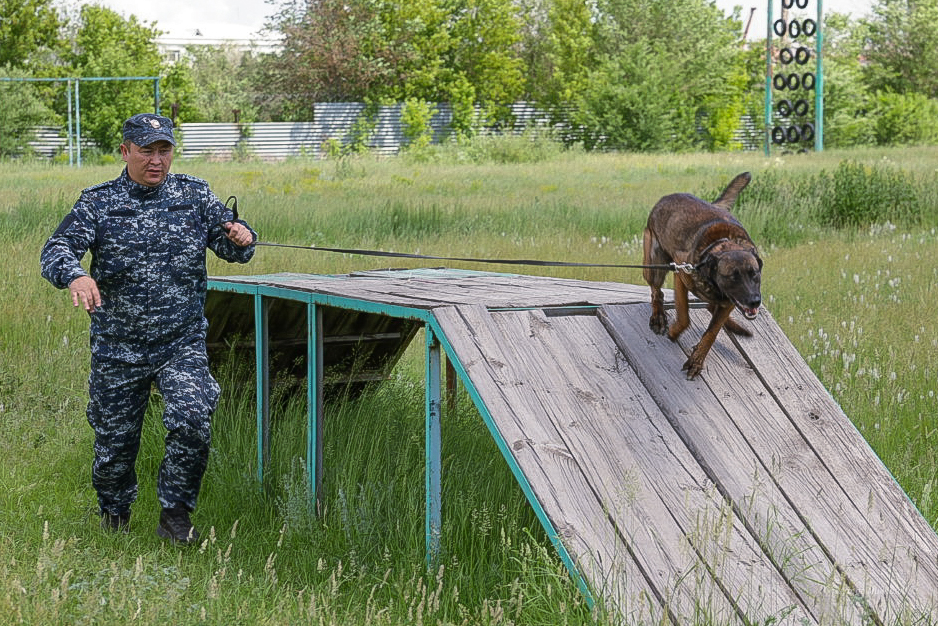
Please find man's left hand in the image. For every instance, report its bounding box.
[224,222,255,247]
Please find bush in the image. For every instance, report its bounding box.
[872,91,938,146]
[400,98,437,151]
[816,160,921,228]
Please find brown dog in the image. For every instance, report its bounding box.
[643,172,762,379]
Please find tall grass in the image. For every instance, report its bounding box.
[2,144,937,624]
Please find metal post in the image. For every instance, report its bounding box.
[255,295,271,484]
[425,328,442,568]
[74,80,81,167]
[764,0,774,156]
[154,77,161,115]
[66,80,74,166]
[307,302,324,511]
[815,0,824,151]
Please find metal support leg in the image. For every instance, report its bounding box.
[255,294,270,484]
[445,357,457,414]
[425,328,442,568]
[307,302,324,512]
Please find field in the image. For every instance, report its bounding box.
[1,142,937,625]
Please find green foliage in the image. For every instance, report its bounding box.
[0,67,60,158]
[695,157,938,244]
[404,127,572,166]
[65,5,163,152]
[267,0,402,116]
[540,0,595,105]
[267,0,525,129]
[574,0,747,151]
[815,160,925,228]
[445,0,525,109]
[345,101,379,153]
[157,62,195,130]
[400,98,437,150]
[862,0,938,98]
[820,11,875,149]
[165,45,262,123]
[0,0,62,69]
[577,43,692,151]
[446,74,478,141]
[870,91,938,146]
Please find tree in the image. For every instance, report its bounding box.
[0,0,62,69]
[819,12,876,147]
[574,0,748,151]
[0,66,59,157]
[541,0,595,106]
[862,0,938,98]
[170,45,262,123]
[63,5,163,152]
[380,0,525,132]
[266,0,525,132]
[445,0,525,118]
[267,0,398,119]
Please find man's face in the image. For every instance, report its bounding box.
[120,140,174,186]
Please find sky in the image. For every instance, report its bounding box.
[714,0,874,39]
[80,0,875,41]
[76,0,278,40]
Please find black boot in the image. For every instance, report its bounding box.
[100,510,131,534]
[156,506,200,544]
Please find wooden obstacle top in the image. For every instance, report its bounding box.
[209,267,652,309]
[207,268,938,624]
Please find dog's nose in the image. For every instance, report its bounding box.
[749,297,762,309]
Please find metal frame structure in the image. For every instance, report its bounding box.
[207,277,592,601]
[0,75,161,165]
[764,0,824,154]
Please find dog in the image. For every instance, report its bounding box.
[642,172,762,379]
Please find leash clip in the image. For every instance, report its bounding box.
[671,262,696,275]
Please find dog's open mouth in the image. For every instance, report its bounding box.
[735,303,760,320]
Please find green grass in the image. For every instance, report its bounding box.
[2,144,938,624]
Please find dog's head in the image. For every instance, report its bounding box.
[700,247,763,319]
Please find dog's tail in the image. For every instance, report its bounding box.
[712,172,751,210]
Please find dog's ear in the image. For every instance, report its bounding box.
[751,248,763,270]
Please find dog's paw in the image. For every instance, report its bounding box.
[682,350,704,379]
[649,313,669,336]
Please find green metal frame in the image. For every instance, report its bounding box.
[0,75,161,166]
[207,276,592,606]
[764,0,823,154]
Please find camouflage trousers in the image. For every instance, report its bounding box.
[86,334,220,516]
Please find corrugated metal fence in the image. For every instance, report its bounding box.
[26,103,762,160]
[177,102,549,160]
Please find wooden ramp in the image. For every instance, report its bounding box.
[435,311,938,626]
[207,270,938,624]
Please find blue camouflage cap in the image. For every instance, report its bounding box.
[122,113,176,146]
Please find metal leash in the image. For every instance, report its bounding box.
[223,195,697,274]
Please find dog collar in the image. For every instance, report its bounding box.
[694,238,729,271]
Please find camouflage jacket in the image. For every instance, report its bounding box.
[41,168,256,360]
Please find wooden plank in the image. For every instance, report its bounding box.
[600,304,865,624]
[433,305,665,624]
[482,309,741,625]
[210,271,651,309]
[726,308,938,620]
[677,308,938,622]
[300,275,622,308]
[485,309,813,625]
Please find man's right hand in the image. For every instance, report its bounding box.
[69,275,101,313]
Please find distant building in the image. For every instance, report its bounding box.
[156,35,281,64]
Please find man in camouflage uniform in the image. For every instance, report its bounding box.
[40,113,256,544]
